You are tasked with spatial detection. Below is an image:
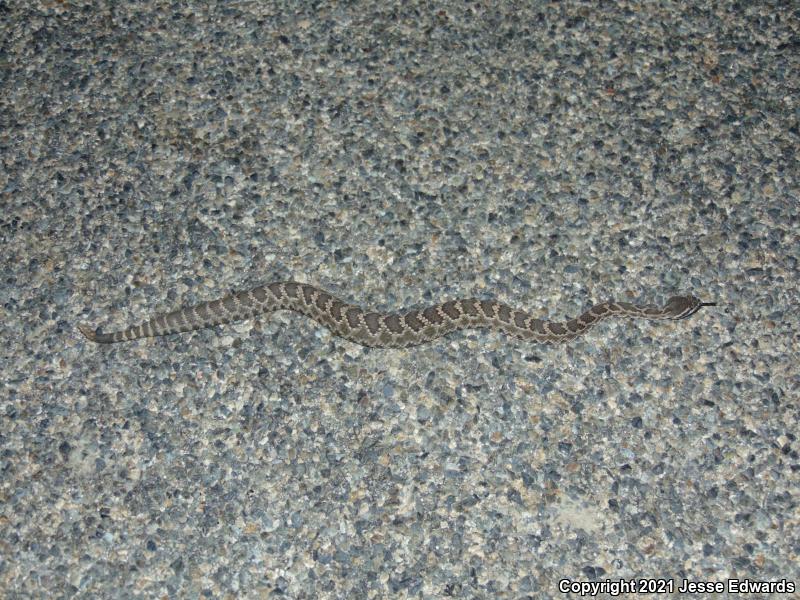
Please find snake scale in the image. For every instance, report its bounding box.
[79,281,714,347]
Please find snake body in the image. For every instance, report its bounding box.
[79,281,713,347]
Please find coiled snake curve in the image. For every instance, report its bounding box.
[79,281,714,348]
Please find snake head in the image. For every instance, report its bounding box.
[665,295,716,320]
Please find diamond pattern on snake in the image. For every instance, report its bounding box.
[79,281,714,347]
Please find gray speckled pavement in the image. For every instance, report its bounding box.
[2,1,798,598]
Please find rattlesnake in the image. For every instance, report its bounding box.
[79,281,714,347]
